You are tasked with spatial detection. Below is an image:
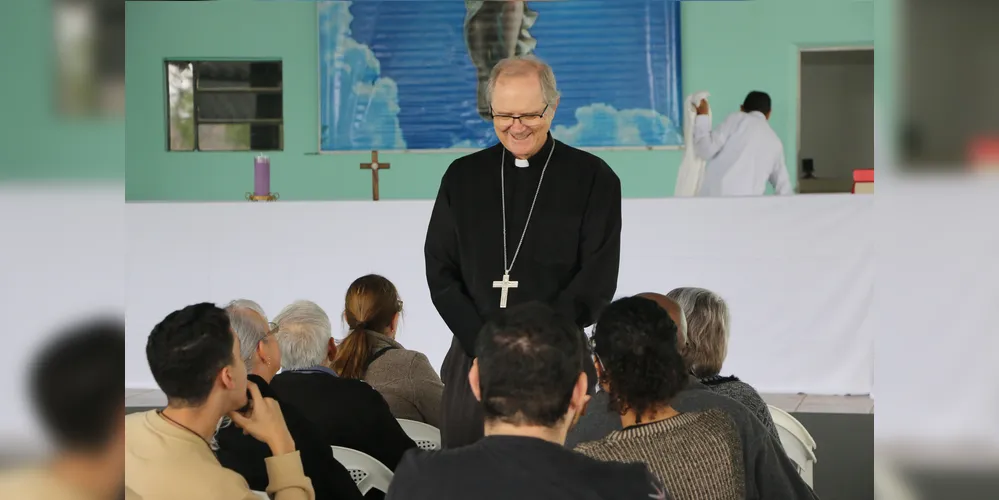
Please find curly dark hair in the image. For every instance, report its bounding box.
[593,295,687,423]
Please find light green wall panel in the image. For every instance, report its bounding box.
[125,0,873,201]
[0,0,123,182]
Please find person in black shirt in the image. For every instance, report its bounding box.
[424,56,620,449]
[386,303,668,500]
[214,301,362,500]
[267,300,417,471]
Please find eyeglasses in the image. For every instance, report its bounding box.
[490,104,549,128]
[266,322,279,338]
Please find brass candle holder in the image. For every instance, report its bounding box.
[246,192,280,202]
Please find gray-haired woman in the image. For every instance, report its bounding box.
[666,287,781,444]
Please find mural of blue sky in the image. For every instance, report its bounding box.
[319,1,683,151]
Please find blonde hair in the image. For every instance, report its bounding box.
[665,287,730,378]
[331,275,403,380]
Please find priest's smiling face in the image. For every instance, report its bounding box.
[490,72,557,159]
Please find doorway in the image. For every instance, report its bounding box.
[797,48,874,194]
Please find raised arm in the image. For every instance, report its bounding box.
[693,111,739,160]
[552,163,622,330]
[424,169,485,357]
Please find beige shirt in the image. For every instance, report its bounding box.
[125,410,314,500]
[0,467,100,500]
[363,331,444,427]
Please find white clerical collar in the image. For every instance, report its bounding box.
[514,158,530,168]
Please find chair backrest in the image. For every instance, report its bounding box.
[397,418,442,451]
[768,404,818,487]
[250,491,269,499]
[331,445,394,495]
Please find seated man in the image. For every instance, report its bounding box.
[0,318,125,500]
[386,302,668,500]
[268,300,417,470]
[126,303,314,500]
[215,300,362,500]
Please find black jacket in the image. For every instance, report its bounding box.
[215,374,363,500]
[270,370,418,470]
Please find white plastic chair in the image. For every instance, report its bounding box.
[250,491,269,499]
[331,445,394,495]
[768,404,818,487]
[397,418,442,451]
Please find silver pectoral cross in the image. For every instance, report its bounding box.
[492,273,519,308]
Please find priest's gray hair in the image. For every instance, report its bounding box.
[487,55,561,106]
[224,299,269,369]
[272,300,332,370]
[665,287,731,378]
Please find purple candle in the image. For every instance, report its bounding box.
[254,155,270,196]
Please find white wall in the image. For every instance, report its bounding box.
[799,50,874,191]
[124,197,874,397]
[0,184,123,454]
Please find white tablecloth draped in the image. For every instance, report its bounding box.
[124,194,874,396]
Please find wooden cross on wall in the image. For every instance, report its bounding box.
[360,151,390,201]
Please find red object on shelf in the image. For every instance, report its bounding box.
[852,169,874,194]
[853,169,874,182]
[969,136,999,167]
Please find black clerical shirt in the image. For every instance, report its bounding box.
[385,435,670,500]
[425,134,622,355]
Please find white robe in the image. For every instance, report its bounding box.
[694,111,793,197]
[674,91,711,197]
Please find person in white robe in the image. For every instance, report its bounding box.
[693,91,793,197]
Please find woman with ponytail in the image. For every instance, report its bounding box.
[332,274,443,426]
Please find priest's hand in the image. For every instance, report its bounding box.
[228,382,297,456]
[696,99,710,115]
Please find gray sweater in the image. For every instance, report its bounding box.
[699,375,781,445]
[362,331,444,427]
[567,378,817,500]
[576,409,745,500]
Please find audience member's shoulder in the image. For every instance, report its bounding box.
[580,456,670,499]
[336,376,392,405]
[389,447,464,496]
[571,437,603,456]
[125,410,153,434]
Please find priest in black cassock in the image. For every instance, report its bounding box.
[424,56,622,449]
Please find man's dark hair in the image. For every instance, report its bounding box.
[593,296,687,423]
[30,317,124,452]
[475,302,586,427]
[146,303,234,406]
[742,90,772,115]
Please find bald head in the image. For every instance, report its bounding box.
[636,292,687,346]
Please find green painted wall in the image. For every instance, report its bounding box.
[125,0,873,201]
[0,1,123,182]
